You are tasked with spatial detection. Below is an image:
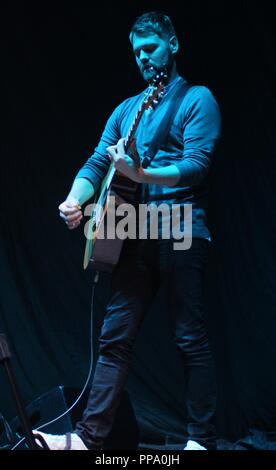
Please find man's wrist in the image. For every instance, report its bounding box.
[136,165,181,187]
[137,166,147,183]
[66,195,81,209]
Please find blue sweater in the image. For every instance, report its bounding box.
[75,77,221,239]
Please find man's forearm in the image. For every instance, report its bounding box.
[138,164,181,187]
[67,178,95,206]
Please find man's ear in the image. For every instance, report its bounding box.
[169,35,179,55]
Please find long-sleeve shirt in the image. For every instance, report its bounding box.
[75,76,221,240]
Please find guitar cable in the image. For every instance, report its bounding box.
[11,270,100,450]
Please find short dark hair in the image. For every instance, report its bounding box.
[129,11,176,42]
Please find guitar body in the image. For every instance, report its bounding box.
[84,184,131,272]
[83,70,167,271]
[83,169,137,272]
[88,232,124,273]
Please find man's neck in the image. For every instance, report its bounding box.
[167,64,179,84]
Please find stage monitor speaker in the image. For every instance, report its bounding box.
[9,386,140,449]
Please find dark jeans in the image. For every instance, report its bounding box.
[75,238,217,449]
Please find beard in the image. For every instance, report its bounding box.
[140,53,174,84]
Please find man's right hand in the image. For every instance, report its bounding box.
[58,197,83,230]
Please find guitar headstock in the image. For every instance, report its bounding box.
[150,68,169,87]
[143,67,168,111]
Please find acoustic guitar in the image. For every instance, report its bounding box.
[83,70,167,272]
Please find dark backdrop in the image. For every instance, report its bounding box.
[1,1,276,449]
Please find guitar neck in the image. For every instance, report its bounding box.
[124,102,145,152]
[124,79,165,154]
[105,79,166,193]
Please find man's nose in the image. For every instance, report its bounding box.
[140,50,149,62]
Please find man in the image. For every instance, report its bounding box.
[35,11,221,450]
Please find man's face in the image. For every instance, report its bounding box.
[131,32,174,83]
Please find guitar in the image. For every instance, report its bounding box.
[83,70,167,272]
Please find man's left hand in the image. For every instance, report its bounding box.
[107,138,144,183]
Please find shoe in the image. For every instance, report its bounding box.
[184,439,207,450]
[33,430,88,450]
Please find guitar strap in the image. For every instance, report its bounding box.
[141,79,192,169]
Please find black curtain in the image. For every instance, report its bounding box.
[1,1,276,450]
